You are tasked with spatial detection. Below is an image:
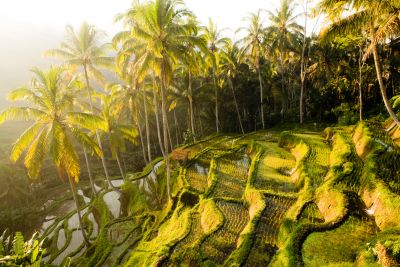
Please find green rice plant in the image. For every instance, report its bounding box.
[124,204,192,266]
[297,202,325,224]
[186,162,209,193]
[209,150,251,199]
[254,141,296,192]
[245,194,296,266]
[199,201,249,265]
[302,216,377,267]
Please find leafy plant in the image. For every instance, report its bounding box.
[0,231,45,266]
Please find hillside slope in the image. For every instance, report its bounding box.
[39,125,400,266]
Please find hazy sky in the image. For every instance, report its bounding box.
[0,0,317,108]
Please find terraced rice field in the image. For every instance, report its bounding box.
[200,201,249,264]
[172,212,203,253]
[211,154,250,198]
[186,162,209,193]
[293,133,331,187]
[255,141,296,192]
[245,195,296,266]
[43,127,396,266]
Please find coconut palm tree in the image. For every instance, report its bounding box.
[220,41,245,133]
[265,0,303,117]
[239,10,266,128]
[115,0,197,200]
[96,92,138,181]
[201,19,230,133]
[0,67,104,246]
[319,0,400,127]
[45,22,118,191]
[180,20,207,139]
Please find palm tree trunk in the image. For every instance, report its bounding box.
[174,109,181,145]
[258,69,265,129]
[280,45,286,120]
[359,46,363,122]
[116,153,125,181]
[229,78,244,134]
[371,33,400,127]
[167,116,174,151]
[83,65,119,193]
[160,68,171,200]
[152,73,166,155]
[213,67,219,133]
[83,147,96,195]
[142,85,152,162]
[300,0,308,124]
[188,71,196,138]
[67,173,90,246]
[133,98,148,165]
[198,108,204,137]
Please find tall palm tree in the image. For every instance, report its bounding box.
[0,67,103,246]
[319,0,400,127]
[239,10,266,128]
[201,19,230,133]
[45,22,118,191]
[220,41,245,133]
[265,0,303,117]
[114,58,152,165]
[96,92,138,180]
[180,20,207,139]
[115,0,197,200]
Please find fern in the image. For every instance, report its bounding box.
[12,232,24,256]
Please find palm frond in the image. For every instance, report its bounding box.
[66,112,107,132]
[0,107,44,124]
[11,123,44,162]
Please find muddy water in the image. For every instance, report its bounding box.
[87,212,99,237]
[78,190,91,204]
[139,161,164,193]
[52,230,84,266]
[111,179,124,187]
[103,191,121,218]
[57,229,66,250]
[194,163,208,176]
[68,208,88,229]
[40,216,56,234]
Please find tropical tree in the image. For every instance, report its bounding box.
[239,10,267,128]
[201,19,230,133]
[113,58,152,165]
[220,41,245,133]
[319,0,400,127]
[45,22,118,190]
[180,20,207,138]
[0,67,103,246]
[266,0,303,117]
[115,0,197,200]
[96,92,138,180]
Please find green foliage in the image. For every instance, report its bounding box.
[0,232,45,266]
[332,103,359,126]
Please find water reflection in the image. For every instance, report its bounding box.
[103,191,121,218]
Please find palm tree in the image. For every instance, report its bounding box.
[265,0,303,117]
[220,41,245,133]
[319,0,400,127]
[180,20,207,139]
[239,10,266,128]
[45,22,118,191]
[114,58,152,165]
[0,67,103,246]
[96,92,138,181]
[115,0,197,200]
[201,19,230,133]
